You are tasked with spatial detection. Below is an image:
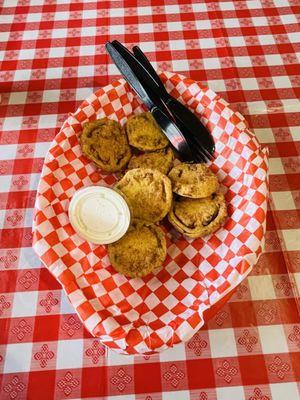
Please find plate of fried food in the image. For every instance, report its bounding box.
[33,71,268,354]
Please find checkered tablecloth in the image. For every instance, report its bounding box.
[0,0,299,399]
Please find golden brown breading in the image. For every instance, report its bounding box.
[128,148,174,175]
[168,163,219,198]
[108,223,167,278]
[168,193,227,238]
[115,168,172,224]
[125,112,169,151]
[80,118,131,172]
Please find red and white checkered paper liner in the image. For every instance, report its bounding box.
[32,72,268,355]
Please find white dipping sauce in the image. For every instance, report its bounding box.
[68,186,130,244]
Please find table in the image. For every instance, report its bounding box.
[0,1,299,399]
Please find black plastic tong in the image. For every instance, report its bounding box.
[106,40,215,162]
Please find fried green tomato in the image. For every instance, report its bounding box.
[125,112,169,151]
[128,147,174,175]
[80,118,131,172]
[168,193,227,238]
[108,223,167,278]
[115,168,172,224]
[168,163,219,198]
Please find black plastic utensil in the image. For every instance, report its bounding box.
[132,45,215,158]
[111,41,171,115]
[110,40,208,162]
[105,42,194,161]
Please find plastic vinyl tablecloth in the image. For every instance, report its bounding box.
[0,1,299,399]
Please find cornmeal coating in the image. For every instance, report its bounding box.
[168,193,227,238]
[108,223,167,278]
[128,148,174,175]
[168,163,219,198]
[125,112,169,151]
[115,168,172,224]
[80,118,131,172]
